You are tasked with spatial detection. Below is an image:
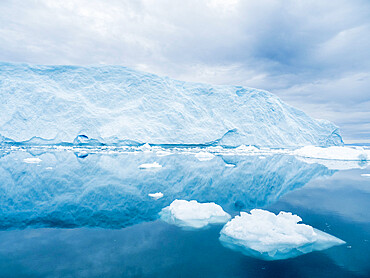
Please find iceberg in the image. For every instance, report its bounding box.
[0,62,342,147]
[160,199,231,229]
[219,209,345,260]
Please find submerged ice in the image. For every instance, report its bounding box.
[220,209,345,260]
[160,200,231,229]
[0,62,342,147]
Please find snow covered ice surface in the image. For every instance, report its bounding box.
[219,209,345,261]
[0,62,343,147]
[160,200,231,229]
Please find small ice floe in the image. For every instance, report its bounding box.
[293,146,369,161]
[195,152,215,161]
[160,199,231,229]
[45,167,53,170]
[219,209,345,261]
[361,174,370,177]
[225,163,236,168]
[23,157,42,164]
[139,162,162,169]
[148,192,164,200]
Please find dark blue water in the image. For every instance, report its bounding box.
[0,148,369,277]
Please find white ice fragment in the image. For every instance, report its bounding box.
[148,192,164,199]
[139,162,162,169]
[45,167,53,170]
[23,157,42,164]
[220,209,345,260]
[225,163,236,167]
[160,199,231,229]
[293,146,369,161]
[361,174,370,177]
[195,152,215,161]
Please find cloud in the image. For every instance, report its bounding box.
[0,0,369,141]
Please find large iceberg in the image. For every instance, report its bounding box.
[219,209,345,260]
[0,62,342,147]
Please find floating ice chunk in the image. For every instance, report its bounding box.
[139,162,162,169]
[45,167,53,170]
[225,163,236,167]
[23,157,42,164]
[160,200,231,229]
[148,192,164,199]
[293,146,369,161]
[195,152,215,161]
[361,174,370,177]
[220,209,345,260]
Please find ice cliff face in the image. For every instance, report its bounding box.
[0,62,343,147]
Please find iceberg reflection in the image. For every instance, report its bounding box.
[0,148,334,230]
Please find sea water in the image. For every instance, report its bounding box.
[0,146,368,277]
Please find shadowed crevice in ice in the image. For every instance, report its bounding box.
[219,209,345,261]
[159,200,230,229]
[0,150,334,230]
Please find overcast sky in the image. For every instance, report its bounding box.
[0,0,369,142]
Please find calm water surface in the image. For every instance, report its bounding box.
[0,148,369,277]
